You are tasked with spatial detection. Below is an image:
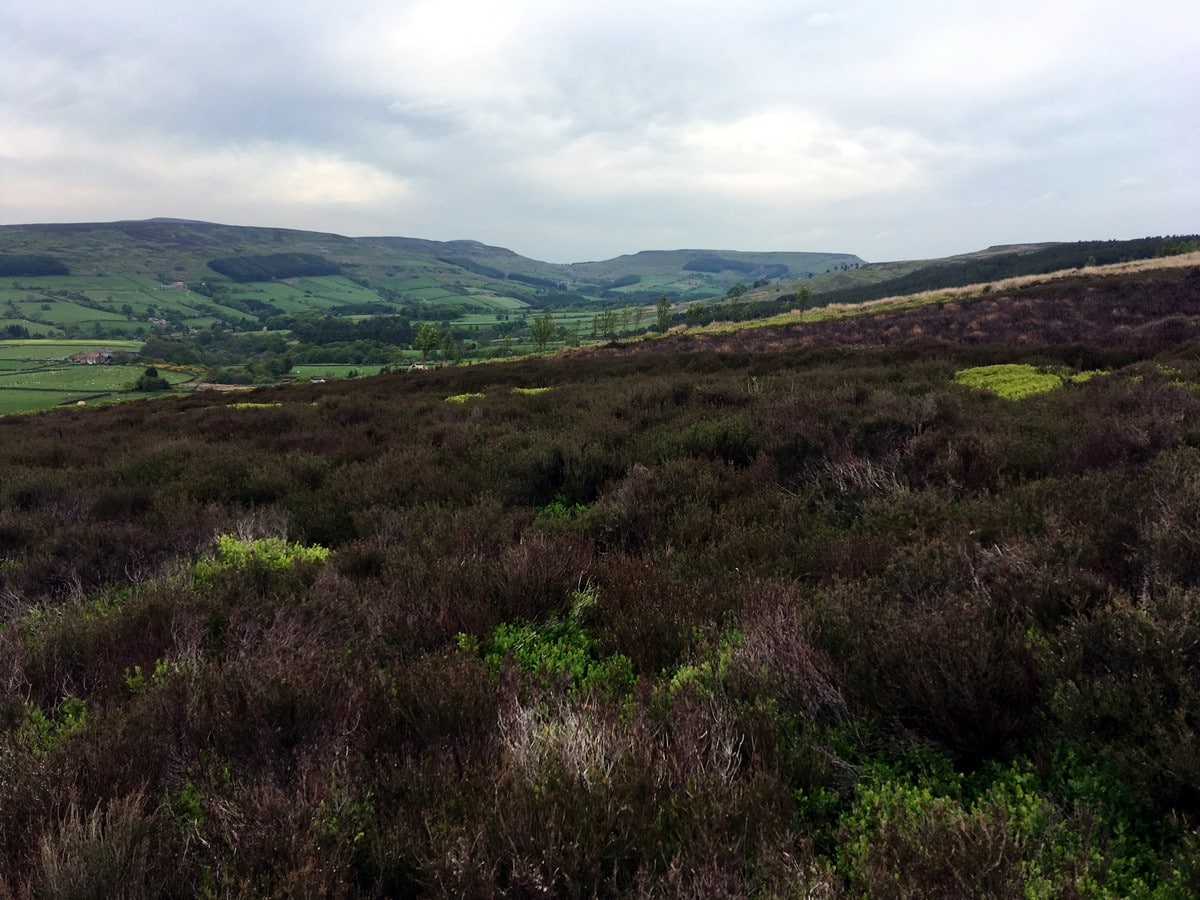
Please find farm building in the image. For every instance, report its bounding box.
[69,350,116,365]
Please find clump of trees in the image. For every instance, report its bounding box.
[206,252,341,282]
[131,366,171,391]
[0,254,69,277]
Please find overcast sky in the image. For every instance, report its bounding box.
[1,1,1196,263]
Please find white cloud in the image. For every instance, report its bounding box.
[146,145,410,208]
[513,108,981,214]
[0,117,410,226]
[0,0,1196,259]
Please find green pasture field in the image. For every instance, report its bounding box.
[555,311,599,325]
[146,292,212,311]
[405,287,458,302]
[271,297,342,315]
[3,275,164,301]
[291,364,385,380]
[0,360,192,416]
[0,391,83,415]
[13,300,127,326]
[286,276,385,303]
[192,301,256,322]
[221,276,388,307]
[369,260,444,280]
[225,284,301,303]
[469,295,528,312]
[606,274,690,293]
[2,276,252,333]
[217,287,308,316]
[456,314,505,327]
[392,276,442,291]
[220,280,388,315]
[453,295,496,312]
[3,276,140,293]
[443,294,495,309]
[0,387,184,417]
[0,318,58,336]
[446,296,525,314]
[0,340,142,361]
[78,296,157,315]
[0,365,192,391]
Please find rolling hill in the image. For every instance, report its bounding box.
[0,219,864,311]
[0,220,1195,415]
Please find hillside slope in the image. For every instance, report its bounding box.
[0,219,862,301]
[3,262,1200,893]
[644,255,1200,357]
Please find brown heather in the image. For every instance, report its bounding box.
[0,265,1199,894]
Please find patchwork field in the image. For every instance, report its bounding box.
[0,339,143,360]
[0,339,200,414]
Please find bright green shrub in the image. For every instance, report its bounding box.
[19,694,87,753]
[467,589,635,698]
[836,762,1154,898]
[953,363,1102,400]
[535,492,588,522]
[193,534,330,587]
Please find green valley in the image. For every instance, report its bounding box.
[1,220,1196,416]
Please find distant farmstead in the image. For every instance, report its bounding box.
[69,350,116,365]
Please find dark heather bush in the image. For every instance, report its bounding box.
[0,265,1198,893]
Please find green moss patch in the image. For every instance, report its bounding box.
[953,364,1099,400]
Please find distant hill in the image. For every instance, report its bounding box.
[0,218,1193,353]
[562,249,862,300]
[0,220,863,303]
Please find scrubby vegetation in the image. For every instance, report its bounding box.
[1,264,1200,894]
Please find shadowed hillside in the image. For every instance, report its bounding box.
[646,261,1200,357]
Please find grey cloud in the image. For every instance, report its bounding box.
[1,1,1196,262]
